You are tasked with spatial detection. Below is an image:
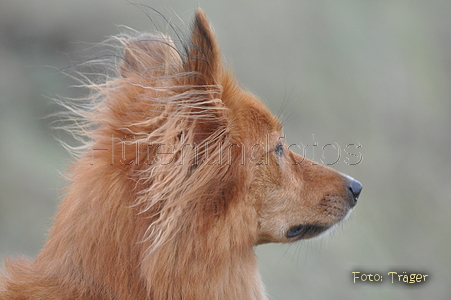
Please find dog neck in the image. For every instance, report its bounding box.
[31,160,267,300]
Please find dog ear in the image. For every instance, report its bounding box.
[183,8,222,86]
[120,34,181,79]
[120,9,220,84]
[179,9,228,145]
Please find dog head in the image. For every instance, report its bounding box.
[98,9,361,248]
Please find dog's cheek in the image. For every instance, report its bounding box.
[257,215,286,244]
[256,193,295,244]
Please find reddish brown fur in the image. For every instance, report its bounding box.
[1,9,360,300]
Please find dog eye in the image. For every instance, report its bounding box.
[275,143,284,157]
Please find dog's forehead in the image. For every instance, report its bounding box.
[246,105,280,131]
[242,95,281,132]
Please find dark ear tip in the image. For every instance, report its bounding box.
[193,7,211,33]
[195,7,207,21]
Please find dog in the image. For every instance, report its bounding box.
[0,8,362,299]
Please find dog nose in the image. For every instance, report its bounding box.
[349,179,362,206]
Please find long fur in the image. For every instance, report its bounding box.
[1,8,360,300]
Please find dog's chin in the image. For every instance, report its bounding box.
[286,224,330,240]
[286,209,354,241]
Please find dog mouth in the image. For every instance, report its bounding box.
[286,224,330,240]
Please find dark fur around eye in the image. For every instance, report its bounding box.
[275,143,284,157]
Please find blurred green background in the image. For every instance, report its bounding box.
[1,0,450,299]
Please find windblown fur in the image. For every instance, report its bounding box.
[1,8,361,300]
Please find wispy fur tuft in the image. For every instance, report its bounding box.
[58,20,235,255]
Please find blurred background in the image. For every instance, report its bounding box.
[1,0,450,299]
